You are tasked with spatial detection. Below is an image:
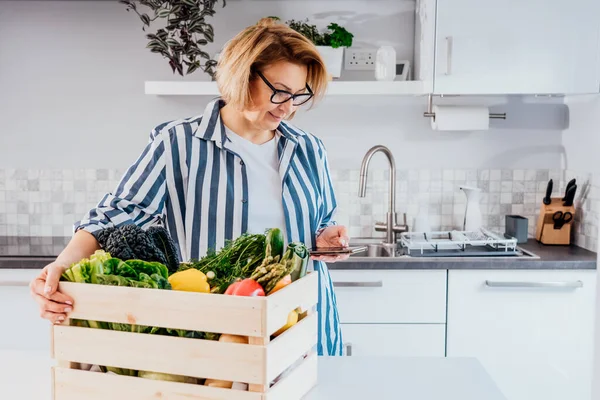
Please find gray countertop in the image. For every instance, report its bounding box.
[0,236,596,270]
[329,239,597,270]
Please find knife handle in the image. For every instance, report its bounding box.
[562,179,576,201]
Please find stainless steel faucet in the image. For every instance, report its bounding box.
[358,145,408,244]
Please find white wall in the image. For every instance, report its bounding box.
[563,96,600,174]
[0,0,566,172]
[565,95,600,399]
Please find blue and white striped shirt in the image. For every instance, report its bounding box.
[75,98,344,356]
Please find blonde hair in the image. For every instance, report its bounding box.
[216,18,329,112]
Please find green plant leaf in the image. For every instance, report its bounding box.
[140,13,151,26]
[156,8,171,18]
[182,0,197,7]
[187,61,201,74]
[122,0,225,78]
[166,38,180,47]
[156,29,168,41]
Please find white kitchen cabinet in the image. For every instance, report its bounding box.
[329,270,447,323]
[330,270,447,357]
[447,270,597,400]
[433,0,600,95]
[341,324,446,357]
[0,270,51,352]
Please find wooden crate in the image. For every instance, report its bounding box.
[50,272,319,400]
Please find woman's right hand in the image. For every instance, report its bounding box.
[29,261,74,325]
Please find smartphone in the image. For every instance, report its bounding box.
[309,246,368,256]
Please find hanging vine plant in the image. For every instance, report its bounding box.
[119,0,227,79]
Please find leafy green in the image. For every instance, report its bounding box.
[180,232,266,293]
[285,242,309,281]
[60,251,174,377]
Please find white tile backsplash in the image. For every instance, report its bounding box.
[0,168,597,252]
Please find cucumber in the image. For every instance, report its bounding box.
[265,228,284,260]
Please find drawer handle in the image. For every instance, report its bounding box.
[333,281,383,288]
[484,280,583,289]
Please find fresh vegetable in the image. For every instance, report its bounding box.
[250,257,297,295]
[179,233,266,294]
[284,242,309,281]
[60,251,173,377]
[125,259,169,280]
[138,370,198,384]
[168,269,210,293]
[94,224,180,274]
[218,334,249,344]
[273,308,300,338]
[224,278,265,297]
[265,228,285,260]
[61,250,110,284]
[269,274,292,294]
[147,225,181,274]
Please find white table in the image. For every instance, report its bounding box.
[305,356,506,400]
[0,350,505,400]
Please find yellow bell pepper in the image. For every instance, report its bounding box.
[168,269,210,293]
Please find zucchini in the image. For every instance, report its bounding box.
[265,228,284,260]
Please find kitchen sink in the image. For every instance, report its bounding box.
[349,237,403,258]
[347,237,540,259]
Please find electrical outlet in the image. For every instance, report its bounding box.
[344,48,376,70]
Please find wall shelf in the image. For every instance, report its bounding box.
[144,80,427,96]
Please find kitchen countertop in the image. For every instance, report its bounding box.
[0,236,596,271]
[330,239,597,270]
[0,350,506,400]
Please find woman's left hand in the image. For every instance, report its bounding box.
[312,225,351,263]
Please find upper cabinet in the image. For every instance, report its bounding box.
[430,0,600,95]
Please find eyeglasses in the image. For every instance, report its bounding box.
[256,70,314,106]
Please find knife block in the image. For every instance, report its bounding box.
[535,198,575,245]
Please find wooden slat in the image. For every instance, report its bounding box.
[266,313,318,383]
[248,336,269,393]
[53,326,266,384]
[264,352,318,400]
[58,281,266,337]
[53,367,262,400]
[266,272,318,336]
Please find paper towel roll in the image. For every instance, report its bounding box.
[430,105,490,131]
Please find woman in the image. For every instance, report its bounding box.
[29,18,350,356]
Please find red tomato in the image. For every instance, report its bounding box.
[224,278,265,297]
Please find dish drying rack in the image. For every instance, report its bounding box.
[400,228,518,257]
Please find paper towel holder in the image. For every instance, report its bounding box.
[422,94,507,121]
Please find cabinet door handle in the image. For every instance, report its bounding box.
[485,280,583,289]
[333,281,383,288]
[445,36,453,75]
[344,342,353,356]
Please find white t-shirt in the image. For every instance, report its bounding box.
[224,126,287,239]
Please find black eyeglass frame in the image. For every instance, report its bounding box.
[256,70,314,106]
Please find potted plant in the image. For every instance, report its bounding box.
[119,0,227,79]
[285,19,354,79]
